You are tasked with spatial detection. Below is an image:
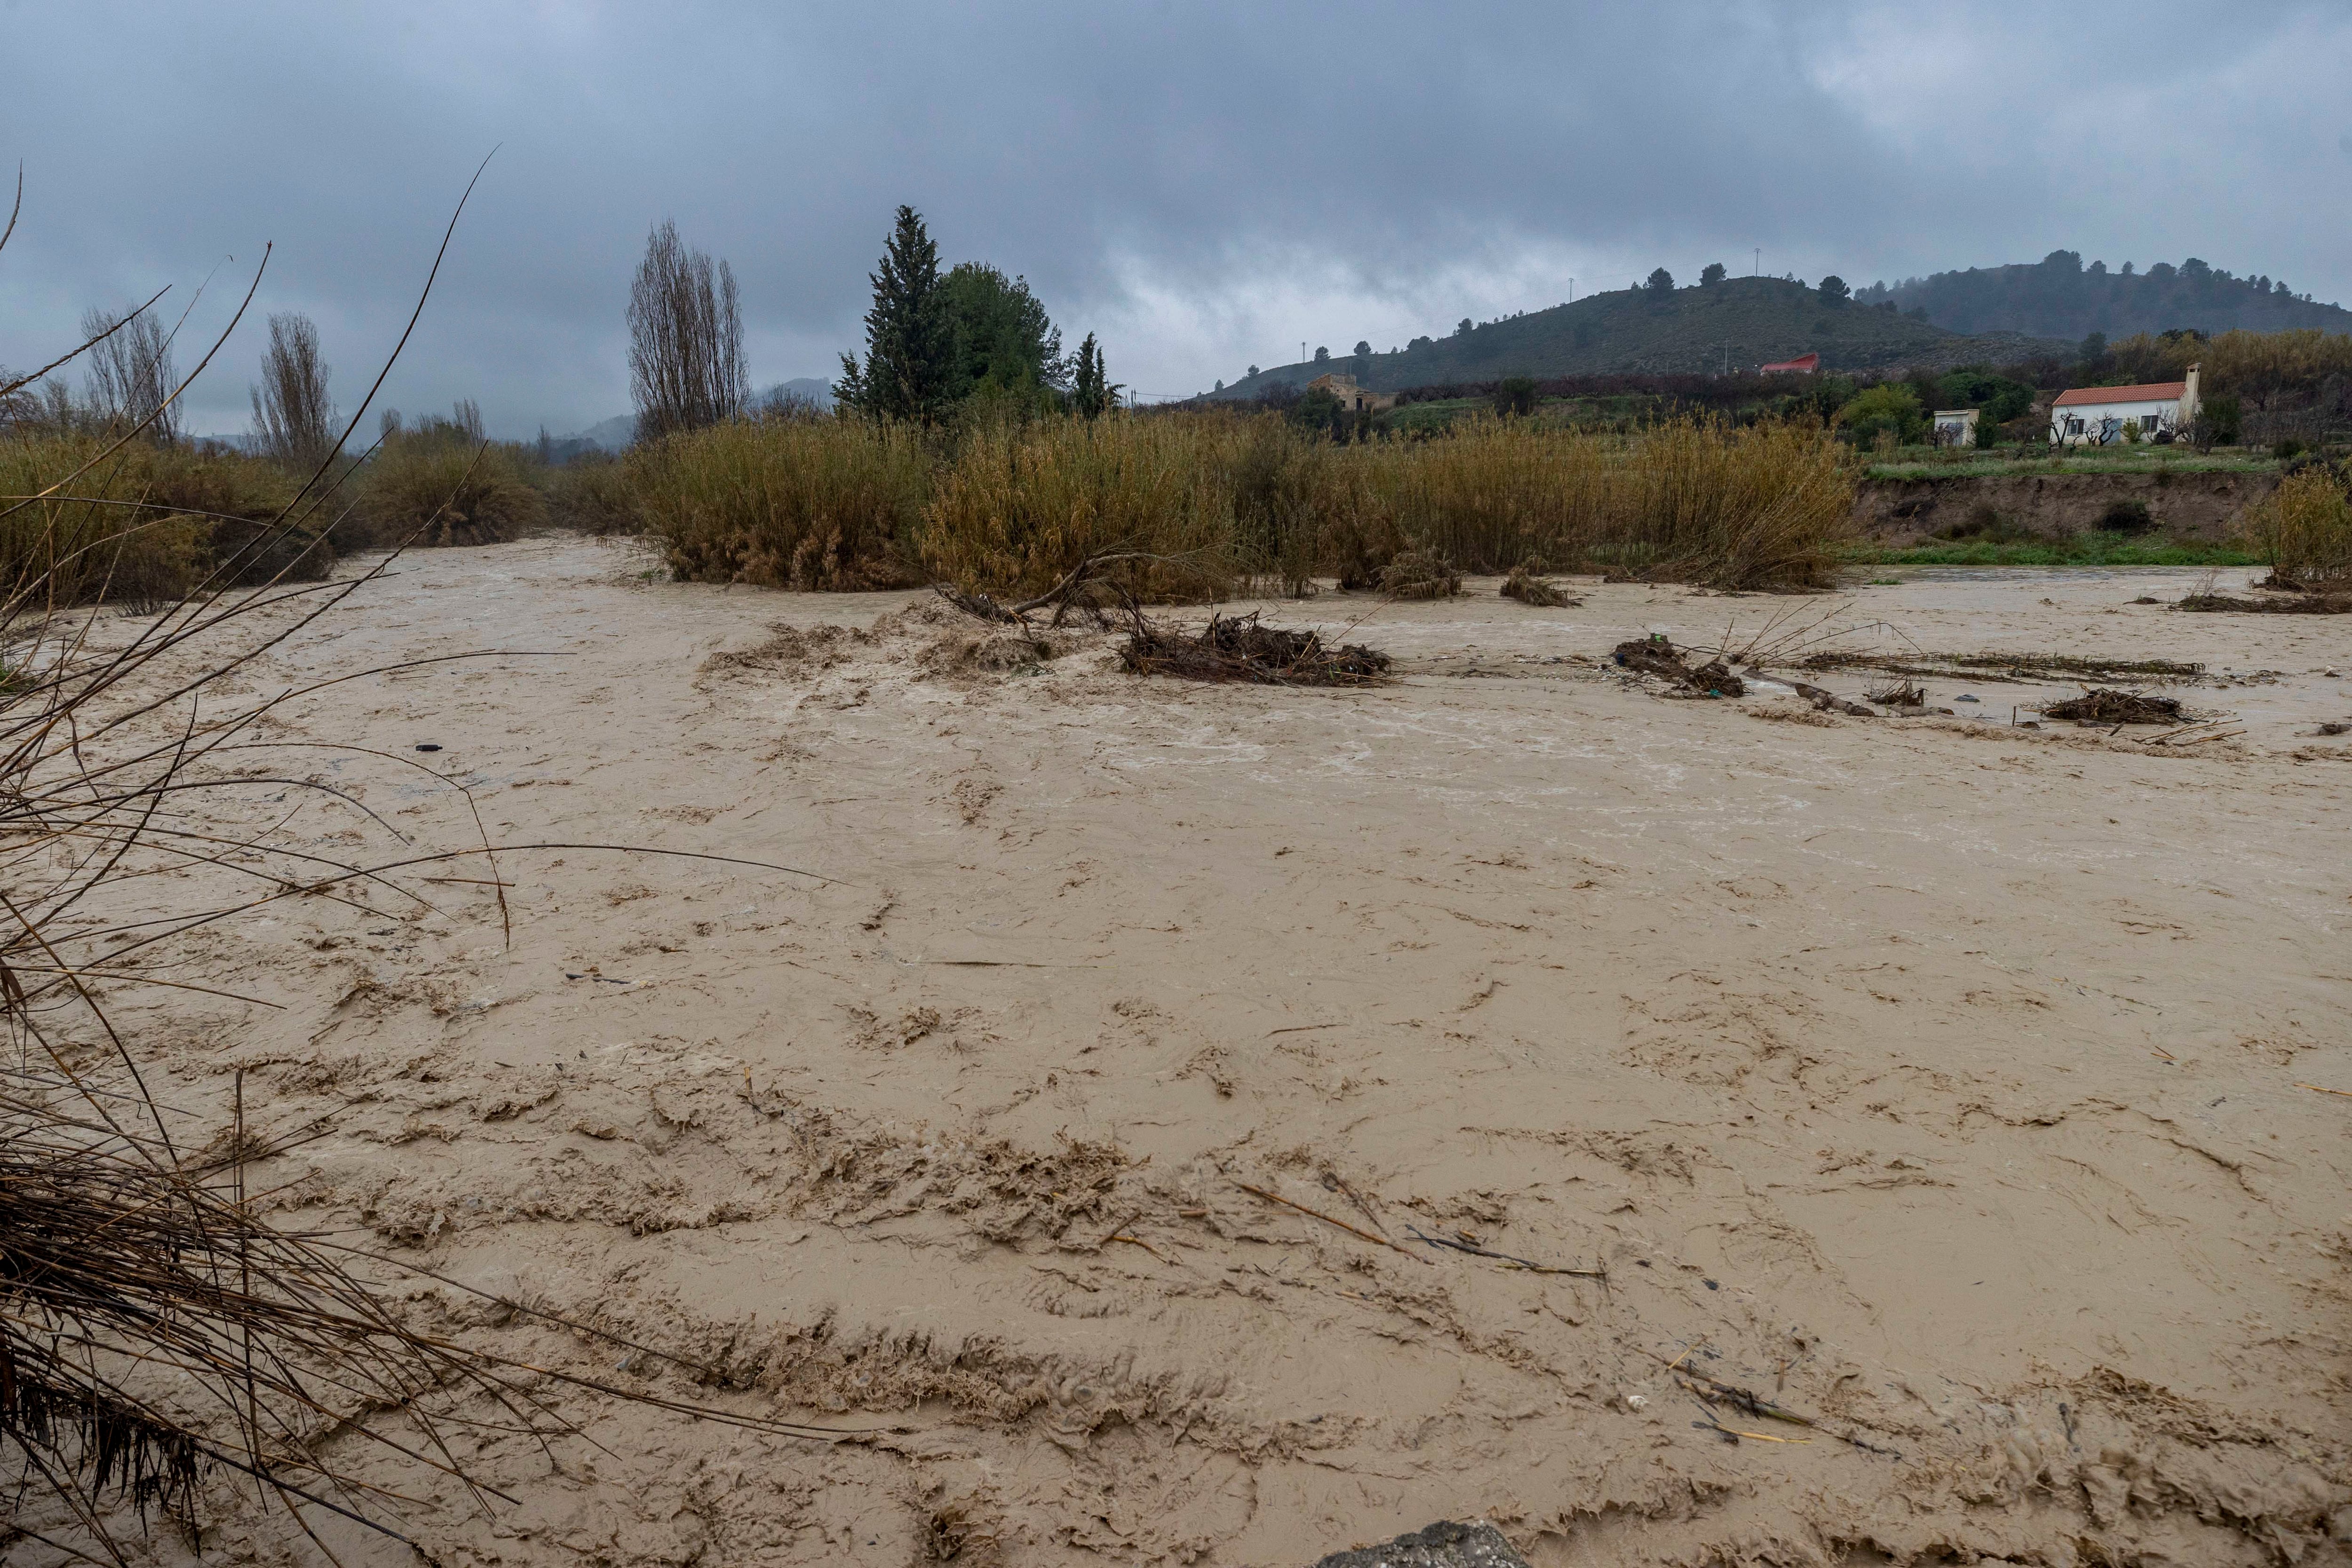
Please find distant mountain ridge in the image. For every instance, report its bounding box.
[1209,251,2349,403]
[1209,277,2068,402]
[1866,252,2352,342]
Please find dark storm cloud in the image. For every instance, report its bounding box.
[2,2,2343,432]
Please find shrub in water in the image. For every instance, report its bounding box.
[1599,417,1855,589]
[354,408,545,549]
[638,414,929,589]
[2242,466,2352,589]
[0,433,324,607]
[923,414,1232,600]
[545,451,645,535]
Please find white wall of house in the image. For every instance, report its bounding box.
[2051,364,2201,446]
[1931,408,1979,447]
[2051,398,2179,446]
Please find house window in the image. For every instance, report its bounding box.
[2065,417,2084,435]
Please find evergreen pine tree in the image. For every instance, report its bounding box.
[836,207,955,423]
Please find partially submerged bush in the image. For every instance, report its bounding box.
[2241,465,2352,589]
[924,413,1232,600]
[545,450,644,535]
[640,414,928,588]
[0,433,327,607]
[1377,548,1461,598]
[354,407,545,548]
[1599,417,1854,589]
[1500,558,1573,605]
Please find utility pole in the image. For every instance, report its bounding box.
[1753,247,1760,277]
[1568,278,1575,303]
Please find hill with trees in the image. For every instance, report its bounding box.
[1209,274,2066,401]
[1863,252,2352,341]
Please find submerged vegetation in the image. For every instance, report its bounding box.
[2239,462,2352,588]
[351,401,546,548]
[625,406,1857,597]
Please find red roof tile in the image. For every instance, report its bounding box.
[2053,382,2186,406]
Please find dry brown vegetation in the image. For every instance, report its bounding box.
[634,408,1855,599]
[350,403,545,549]
[2239,464,2352,589]
[0,167,845,1564]
[2110,326,2352,409]
[0,432,334,605]
[635,411,930,589]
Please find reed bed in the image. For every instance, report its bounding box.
[352,411,545,549]
[544,448,644,534]
[0,432,330,606]
[638,412,929,588]
[586,407,1855,597]
[1596,416,1855,589]
[1360,413,1613,573]
[922,412,1235,600]
[2240,465,2352,589]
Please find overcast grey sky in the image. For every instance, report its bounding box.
[4,2,2345,436]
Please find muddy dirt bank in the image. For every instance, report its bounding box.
[1856,467,2280,541]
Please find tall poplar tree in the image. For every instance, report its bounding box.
[628,221,746,441]
[836,207,956,423]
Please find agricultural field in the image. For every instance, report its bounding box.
[46,535,2350,1565]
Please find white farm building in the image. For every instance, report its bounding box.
[2050,365,2201,446]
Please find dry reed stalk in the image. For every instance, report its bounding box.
[1598,416,1855,590]
[2239,466,2352,590]
[638,411,929,587]
[1,164,850,1563]
[924,412,1237,601]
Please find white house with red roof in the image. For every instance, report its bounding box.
[2050,364,2201,446]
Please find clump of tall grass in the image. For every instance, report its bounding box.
[1362,414,1612,572]
[1596,417,1854,589]
[544,449,644,534]
[2241,464,2352,589]
[639,412,929,588]
[0,431,331,607]
[924,413,1234,600]
[352,403,545,549]
[1219,413,1323,596]
[573,407,1856,599]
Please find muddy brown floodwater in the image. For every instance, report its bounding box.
[78,539,2352,1565]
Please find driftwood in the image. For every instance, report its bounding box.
[1123,612,1391,686]
[1500,561,1576,607]
[1786,679,1876,716]
[2040,688,2184,724]
[2174,592,2350,615]
[1612,636,1744,698]
[933,548,1222,632]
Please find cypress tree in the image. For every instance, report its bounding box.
[836,206,955,423]
[1071,333,1109,419]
